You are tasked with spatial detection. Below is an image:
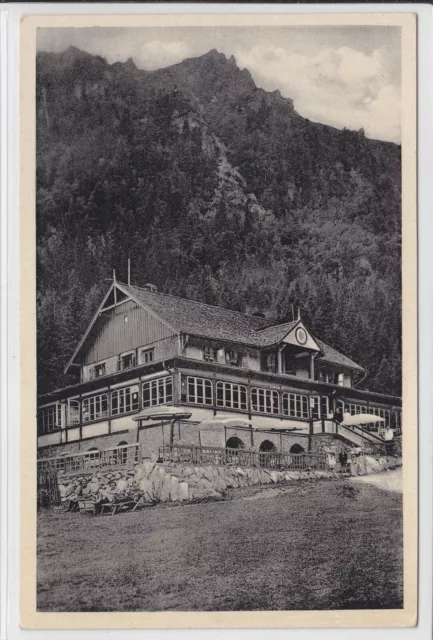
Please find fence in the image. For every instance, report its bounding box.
[37,443,142,475]
[37,467,60,508]
[159,444,328,470]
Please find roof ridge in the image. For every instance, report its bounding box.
[256,319,298,333]
[118,281,274,326]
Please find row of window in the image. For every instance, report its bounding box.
[38,376,173,432]
[38,373,401,433]
[184,376,401,425]
[203,346,242,367]
[186,376,317,419]
[88,347,155,379]
[341,402,398,428]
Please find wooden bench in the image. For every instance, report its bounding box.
[100,501,137,516]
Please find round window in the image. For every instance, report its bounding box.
[295,327,307,345]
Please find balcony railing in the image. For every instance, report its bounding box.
[159,444,328,470]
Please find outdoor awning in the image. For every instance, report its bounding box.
[199,415,252,431]
[133,406,192,422]
[342,413,385,426]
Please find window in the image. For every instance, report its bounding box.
[369,407,391,426]
[311,396,320,420]
[321,396,330,418]
[225,350,241,367]
[142,376,173,408]
[261,352,277,373]
[111,385,140,416]
[282,393,309,419]
[251,388,279,414]
[89,363,106,379]
[67,399,80,426]
[216,381,247,410]
[391,410,402,430]
[310,396,331,419]
[347,403,366,416]
[84,447,100,469]
[187,376,213,405]
[140,348,154,365]
[82,393,109,422]
[38,405,62,433]
[395,410,401,432]
[203,346,217,362]
[119,352,136,371]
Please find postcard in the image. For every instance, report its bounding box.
[19,10,417,630]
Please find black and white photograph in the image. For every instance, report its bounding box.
[20,12,417,627]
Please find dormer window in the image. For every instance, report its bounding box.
[119,352,136,371]
[140,348,154,365]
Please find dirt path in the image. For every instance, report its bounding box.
[350,468,402,493]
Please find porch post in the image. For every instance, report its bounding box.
[310,353,316,380]
[277,347,283,374]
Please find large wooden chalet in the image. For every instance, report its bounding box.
[37,279,402,459]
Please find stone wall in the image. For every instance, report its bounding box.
[309,435,351,455]
[58,460,338,508]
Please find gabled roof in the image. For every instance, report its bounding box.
[316,339,366,372]
[256,321,298,346]
[66,279,365,373]
[118,282,271,345]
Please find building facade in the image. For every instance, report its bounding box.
[37,280,402,459]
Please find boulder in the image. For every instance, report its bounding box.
[142,461,157,478]
[159,475,172,502]
[178,482,189,502]
[202,467,217,483]
[116,478,128,492]
[182,467,194,478]
[170,476,180,502]
[138,478,155,502]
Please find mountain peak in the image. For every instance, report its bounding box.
[198,49,237,66]
[124,57,137,71]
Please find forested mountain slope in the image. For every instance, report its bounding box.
[36,47,401,396]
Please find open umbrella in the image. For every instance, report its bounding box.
[341,413,385,427]
[133,406,192,445]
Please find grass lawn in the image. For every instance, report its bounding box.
[37,478,403,612]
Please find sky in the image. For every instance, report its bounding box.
[37,26,401,143]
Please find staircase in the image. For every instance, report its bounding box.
[311,420,388,452]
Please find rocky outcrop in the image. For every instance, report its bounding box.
[350,455,402,476]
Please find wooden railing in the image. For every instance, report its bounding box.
[37,443,142,475]
[159,444,328,470]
